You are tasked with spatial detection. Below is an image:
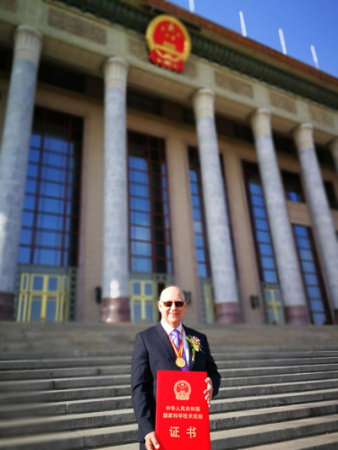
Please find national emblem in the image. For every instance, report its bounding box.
[146,15,191,72]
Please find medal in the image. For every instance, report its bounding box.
[167,325,187,370]
[176,357,186,368]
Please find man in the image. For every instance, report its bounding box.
[131,286,221,450]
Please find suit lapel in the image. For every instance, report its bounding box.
[156,322,178,367]
[184,325,195,371]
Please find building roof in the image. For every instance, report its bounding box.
[58,0,338,109]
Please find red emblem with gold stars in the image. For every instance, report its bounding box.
[146,15,191,72]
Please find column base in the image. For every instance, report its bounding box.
[100,297,130,322]
[215,302,241,324]
[284,305,310,325]
[0,292,14,320]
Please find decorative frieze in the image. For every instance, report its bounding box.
[269,91,296,114]
[214,71,253,98]
[309,105,334,128]
[128,37,148,61]
[183,60,197,78]
[48,8,106,45]
[0,0,17,12]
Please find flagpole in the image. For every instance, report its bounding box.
[310,45,319,69]
[239,11,247,37]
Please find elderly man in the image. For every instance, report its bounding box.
[131,285,221,450]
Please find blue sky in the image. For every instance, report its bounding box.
[167,0,338,78]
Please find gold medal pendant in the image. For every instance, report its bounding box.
[175,357,186,368]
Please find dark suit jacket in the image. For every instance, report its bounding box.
[131,322,221,442]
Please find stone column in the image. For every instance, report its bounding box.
[294,124,338,322]
[101,57,130,322]
[192,89,240,324]
[0,26,42,320]
[251,109,310,325]
[330,138,338,173]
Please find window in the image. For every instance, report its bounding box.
[281,170,305,202]
[128,131,172,274]
[220,154,237,277]
[188,147,210,278]
[38,61,85,93]
[127,90,162,116]
[18,107,83,267]
[274,134,297,156]
[243,162,278,283]
[293,225,331,325]
[188,149,237,279]
[316,146,335,169]
[324,181,338,210]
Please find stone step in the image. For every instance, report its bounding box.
[100,431,338,450]
[248,431,338,449]
[2,386,338,420]
[212,350,338,359]
[2,323,338,351]
[0,396,133,419]
[210,414,338,450]
[1,400,338,438]
[2,377,338,405]
[0,408,136,438]
[0,374,130,392]
[218,378,338,399]
[216,356,338,368]
[0,386,131,404]
[0,365,130,380]
[222,370,338,386]
[2,354,338,370]
[220,363,338,376]
[0,423,138,450]
[96,432,338,450]
[2,369,337,392]
[2,362,338,381]
[0,357,131,370]
[212,387,338,413]
[1,412,338,449]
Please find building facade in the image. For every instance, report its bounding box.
[0,0,337,326]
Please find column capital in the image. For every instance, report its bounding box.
[104,56,129,91]
[192,88,214,120]
[250,108,271,138]
[14,25,43,66]
[293,123,314,152]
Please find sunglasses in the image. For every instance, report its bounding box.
[161,301,185,308]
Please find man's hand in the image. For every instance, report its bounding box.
[145,431,160,449]
[204,377,213,407]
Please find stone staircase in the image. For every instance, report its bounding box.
[1,322,338,449]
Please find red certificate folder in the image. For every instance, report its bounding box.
[155,370,211,450]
